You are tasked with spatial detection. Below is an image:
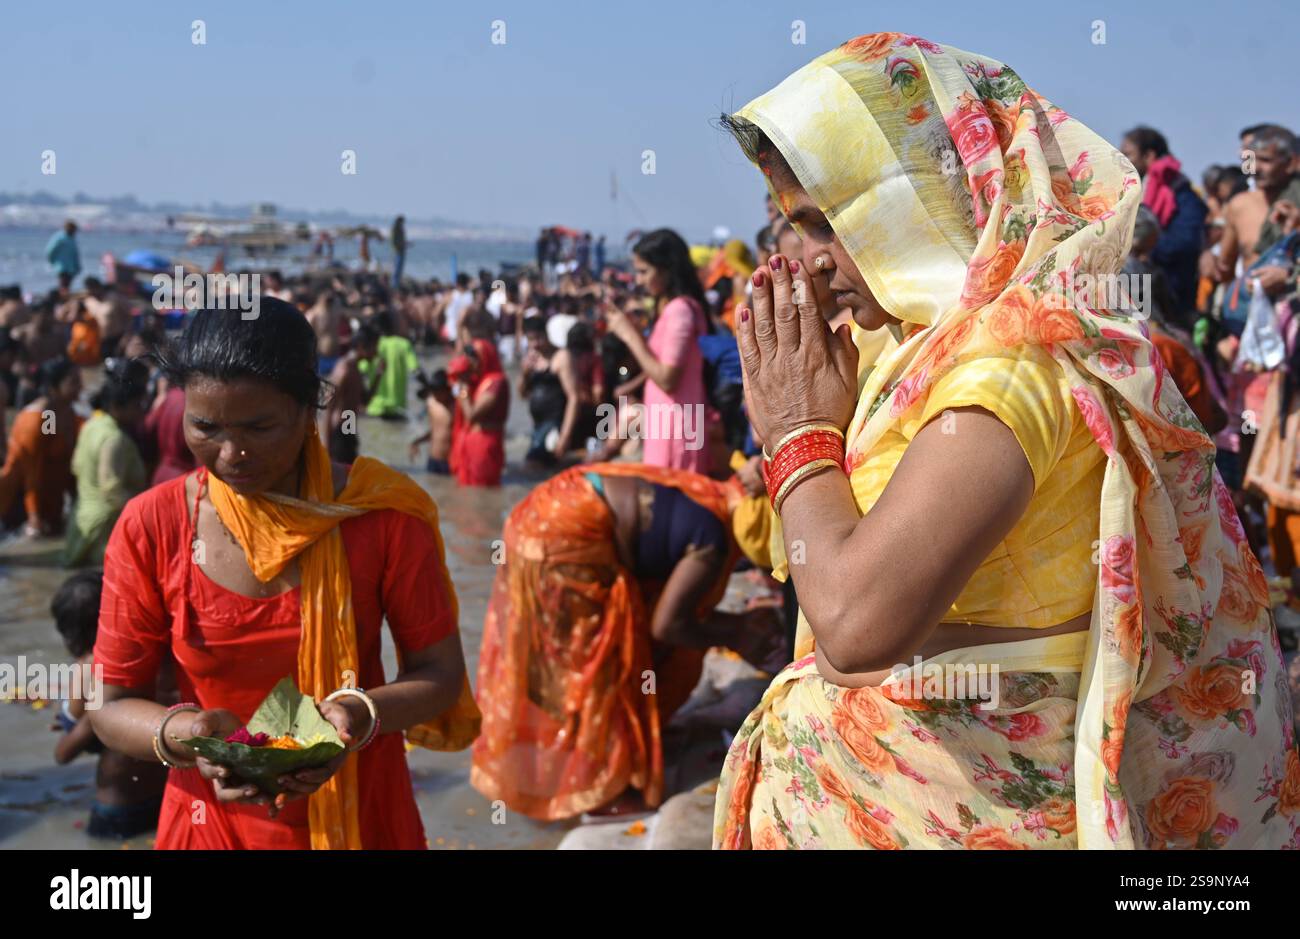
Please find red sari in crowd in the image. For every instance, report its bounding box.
[93,470,457,849]
[470,463,742,820]
[449,339,508,487]
[143,385,197,485]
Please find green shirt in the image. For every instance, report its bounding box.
[64,411,145,566]
[361,335,418,417]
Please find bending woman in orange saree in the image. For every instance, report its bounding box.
[89,299,479,849]
[715,33,1299,849]
[471,454,786,821]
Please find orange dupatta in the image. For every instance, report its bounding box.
[471,462,744,818]
[207,428,480,849]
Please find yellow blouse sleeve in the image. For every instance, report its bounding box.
[913,350,1073,492]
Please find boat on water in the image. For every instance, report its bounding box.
[180,202,311,256]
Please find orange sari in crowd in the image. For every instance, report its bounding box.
[470,463,741,820]
[0,406,80,532]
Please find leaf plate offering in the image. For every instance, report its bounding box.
[179,677,345,794]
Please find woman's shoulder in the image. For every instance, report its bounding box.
[340,502,442,575]
[336,463,430,538]
[113,472,193,547]
[916,346,1075,489]
[931,344,1067,407]
[662,295,702,318]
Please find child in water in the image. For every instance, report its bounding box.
[409,369,454,475]
[51,570,171,839]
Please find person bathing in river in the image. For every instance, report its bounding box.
[470,419,786,822]
[320,323,379,464]
[409,369,454,476]
[51,570,171,840]
[359,310,418,420]
[88,298,480,849]
[447,338,508,487]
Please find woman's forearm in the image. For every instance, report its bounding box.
[465,388,500,423]
[91,697,173,763]
[777,408,1034,674]
[54,716,98,765]
[621,330,677,392]
[555,399,578,454]
[693,610,754,647]
[614,371,648,399]
[776,469,928,672]
[653,607,746,648]
[369,660,464,731]
[93,662,465,760]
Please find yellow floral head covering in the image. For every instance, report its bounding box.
[726,34,1298,847]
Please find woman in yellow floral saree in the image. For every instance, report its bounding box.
[715,33,1299,849]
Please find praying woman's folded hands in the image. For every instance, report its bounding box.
[735,254,858,448]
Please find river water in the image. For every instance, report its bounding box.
[0,350,577,850]
[0,226,536,296]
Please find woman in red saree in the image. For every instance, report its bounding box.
[470,456,784,821]
[89,298,479,850]
[448,338,508,487]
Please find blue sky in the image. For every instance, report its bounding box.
[3,0,1296,242]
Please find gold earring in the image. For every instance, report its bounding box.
[814,257,827,271]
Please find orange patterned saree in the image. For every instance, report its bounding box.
[470,463,740,820]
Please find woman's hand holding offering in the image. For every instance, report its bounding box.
[178,697,370,819]
[176,708,280,809]
[735,255,858,450]
[243,696,370,818]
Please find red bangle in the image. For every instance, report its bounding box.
[765,429,845,513]
[767,430,844,485]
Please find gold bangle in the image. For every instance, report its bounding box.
[773,458,842,515]
[762,422,845,462]
[153,707,200,769]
